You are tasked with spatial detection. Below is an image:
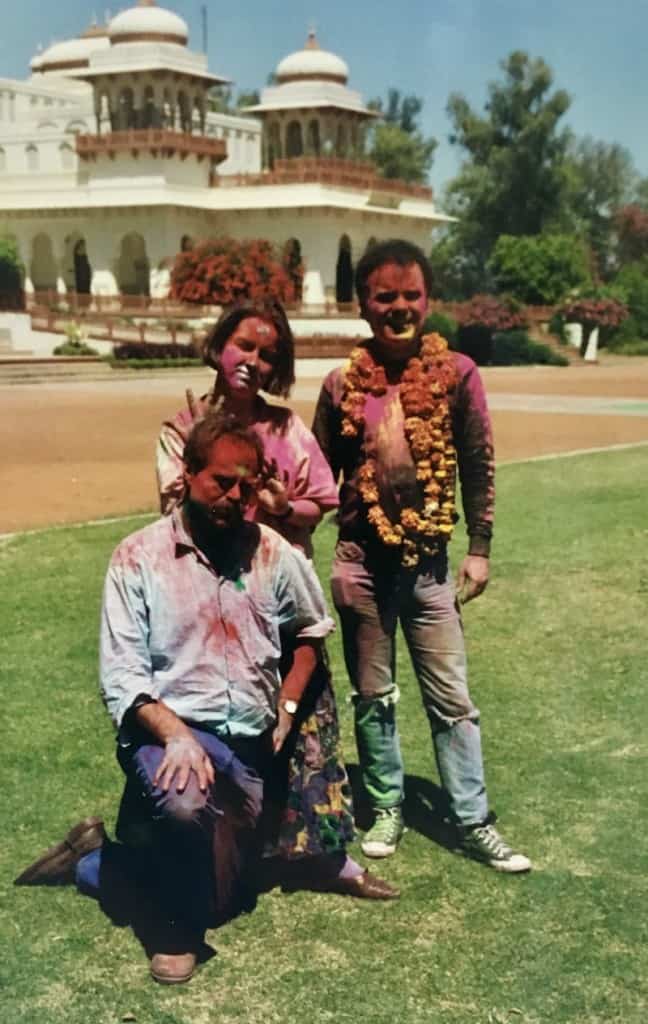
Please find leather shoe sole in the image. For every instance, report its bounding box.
[150,951,197,985]
[14,816,106,886]
[314,869,400,900]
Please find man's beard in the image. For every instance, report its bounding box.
[185,496,244,538]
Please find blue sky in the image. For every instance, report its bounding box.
[2,0,646,198]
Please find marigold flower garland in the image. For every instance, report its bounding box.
[341,333,458,567]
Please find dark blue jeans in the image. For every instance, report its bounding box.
[76,726,264,936]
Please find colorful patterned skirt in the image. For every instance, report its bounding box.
[262,651,356,859]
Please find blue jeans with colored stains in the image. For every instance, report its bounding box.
[330,541,488,826]
[76,725,264,936]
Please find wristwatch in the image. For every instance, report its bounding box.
[280,699,299,715]
[275,502,293,521]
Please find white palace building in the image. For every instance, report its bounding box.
[0,0,449,306]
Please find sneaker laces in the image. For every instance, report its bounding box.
[368,808,403,844]
[469,824,513,859]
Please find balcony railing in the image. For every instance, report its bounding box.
[76,130,227,164]
[213,157,433,200]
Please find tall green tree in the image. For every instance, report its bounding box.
[437,51,572,294]
[563,138,636,277]
[368,89,437,183]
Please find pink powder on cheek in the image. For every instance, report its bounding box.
[219,341,252,392]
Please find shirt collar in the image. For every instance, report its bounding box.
[171,505,198,557]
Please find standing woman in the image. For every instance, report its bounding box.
[156,299,396,898]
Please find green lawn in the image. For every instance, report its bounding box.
[2,447,647,1024]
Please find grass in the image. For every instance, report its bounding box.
[2,447,648,1024]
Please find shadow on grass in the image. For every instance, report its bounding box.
[87,846,220,966]
[346,761,459,852]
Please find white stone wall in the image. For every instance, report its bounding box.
[1,201,437,304]
[0,77,85,124]
[208,112,262,175]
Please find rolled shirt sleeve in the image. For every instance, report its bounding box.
[100,556,154,729]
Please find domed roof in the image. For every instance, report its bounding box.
[276,31,348,85]
[31,31,110,73]
[109,1,188,46]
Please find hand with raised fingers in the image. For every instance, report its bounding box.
[258,458,291,518]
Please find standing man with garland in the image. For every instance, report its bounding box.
[312,239,531,871]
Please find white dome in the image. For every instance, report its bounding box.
[32,34,110,73]
[109,2,188,46]
[276,32,348,84]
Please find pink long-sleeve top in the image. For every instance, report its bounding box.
[156,393,340,559]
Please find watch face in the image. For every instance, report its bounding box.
[282,699,298,715]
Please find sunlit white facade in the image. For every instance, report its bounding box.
[0,1,449,304]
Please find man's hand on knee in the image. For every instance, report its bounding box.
[153,735,215,794]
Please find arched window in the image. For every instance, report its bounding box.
[65,121,87,134]
[178,92,191,133]
[336,234,354,304]
[336,123,348,158]
[63,234,92,294]
[286,121,303,159]
[60,142,74,171]
[307,120,321,157]
[141,86,158,129]
[30,233,57,290]
[283,238,303,302]
[117,233,150,296]
[350,121,359,156]
[180,234,194,253]
[0,147,6,173]
[25,144,39,172]
[268,122,281,167]
[118,88,136,130]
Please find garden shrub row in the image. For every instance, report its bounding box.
[112,340,200,361]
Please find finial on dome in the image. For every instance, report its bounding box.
[305,27,320,50]
[137,0,157,7]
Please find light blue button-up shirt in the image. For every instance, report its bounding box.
[100,510,335,737]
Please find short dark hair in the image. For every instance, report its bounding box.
[355,239,434,308]
[202,299,295,398]
[183,407,264,476]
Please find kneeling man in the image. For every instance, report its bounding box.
[17,410,394,985]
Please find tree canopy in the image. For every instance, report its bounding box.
[430,50,646,299]
[488,233,591,305]
[563,138,637,277]
[368,89,437,183]
[445,52,571,262]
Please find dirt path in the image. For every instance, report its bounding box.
[2,358,648,534]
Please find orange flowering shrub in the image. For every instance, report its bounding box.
[170,237,302,306]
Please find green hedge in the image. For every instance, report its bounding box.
[53,341,99,357]
[113,340,199,360]
[491,330,568,366]
[107,357,202,370]
[422,311,458,347]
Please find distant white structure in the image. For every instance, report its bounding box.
[0,1,449,304]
